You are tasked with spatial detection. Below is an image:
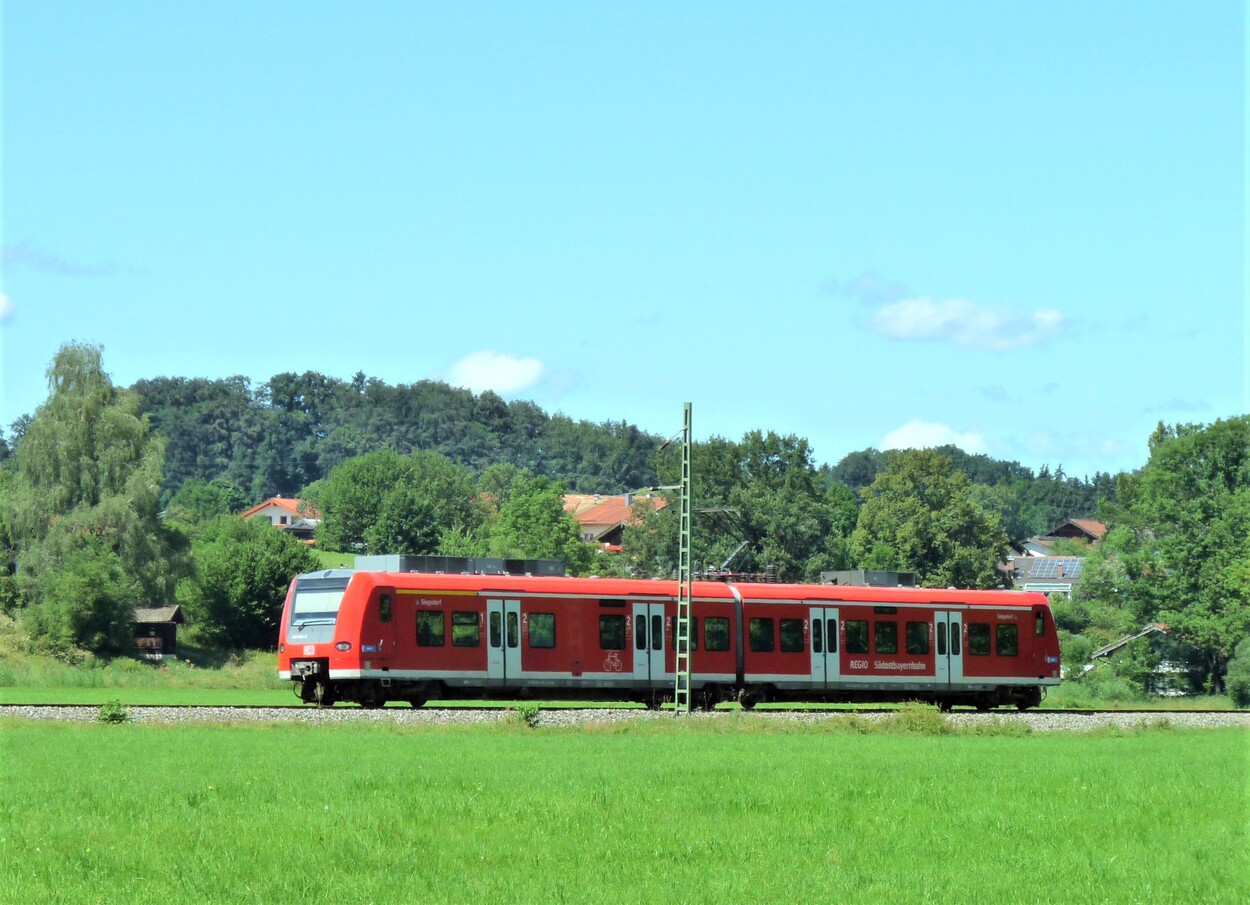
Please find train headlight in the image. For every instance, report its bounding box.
[335,641,352,652]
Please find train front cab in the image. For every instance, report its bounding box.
[278,570,356,706]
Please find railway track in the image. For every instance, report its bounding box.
[2,702,1248,731]
[0,702,1242,714]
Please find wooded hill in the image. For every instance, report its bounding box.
[0,368,1115,544]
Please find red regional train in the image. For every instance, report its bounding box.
[277,569,1061,710]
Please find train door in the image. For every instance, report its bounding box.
[632,602,666,685]
[935,611,964,686]
[362,587,396,663]
[487,599,522,687]
[809,607,840,687]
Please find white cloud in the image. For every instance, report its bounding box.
[0,292,13,324]
[445,350,545,396]
[868,297,1064,351]
[881,419,987,455]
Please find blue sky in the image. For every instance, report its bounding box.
[2,2,1245,479]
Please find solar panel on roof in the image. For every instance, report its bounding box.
[1030,559,1058,579]
[1028,557,1085,580]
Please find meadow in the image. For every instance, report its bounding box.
[0,716,1245,904]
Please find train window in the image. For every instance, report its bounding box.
[780,619,804,653]
[651,614,663,651]
[845,620,869,654]
[704,617,730,652]
[489,611,501,648]
[937,622,947,656]
[906,621,929,655]
[968,623,991,656]
[670,617,698,652]
[996,624,1019,657]
[874,621,898,654]
[379,594,392,623]
[452,611,480,647]
[635,615,648,650]
[529,613,556,648]
[951,624,961,655]
[813,618,823,654]
[827,619,837,653]
[506,612,519,649]
[1036,612,1046,636]
[749,618,774,652]
[600,615,626,650]
[417,611,445,647]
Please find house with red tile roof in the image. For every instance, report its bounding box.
[240,497,321,542]
[563,493,668,551]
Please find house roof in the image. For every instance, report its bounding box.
[562,494,603,516]
[134,606,186,625]
[1011,556,1086,582]
[239,497,322,520]
[1044,519,1107,542]
[567,494,668,529]
[1068,518,1107,539]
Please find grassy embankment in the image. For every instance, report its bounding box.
[0,614,292,706]
[0,716,1245,904]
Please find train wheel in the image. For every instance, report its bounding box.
[408,697,427,709]
[738,690,759,711]
[937,699,953,713]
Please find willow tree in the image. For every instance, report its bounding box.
[11,343,188,656]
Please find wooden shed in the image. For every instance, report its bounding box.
[133,605,186,658]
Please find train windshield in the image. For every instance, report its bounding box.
[288,577,350,639]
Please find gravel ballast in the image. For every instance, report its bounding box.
[2,705,1247,732]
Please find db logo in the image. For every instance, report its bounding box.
[303,645,316,656]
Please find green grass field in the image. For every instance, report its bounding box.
[0,718,1245,904]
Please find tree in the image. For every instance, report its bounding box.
[1104,417,1250,693]
[10,343,189,656]
[0,470,21,616]
[626,431,856,581]
[620,497,679,577]
[166,477,251,525]
[23,544,139,655]
[1227,637,1250,707]
[364,451,482,555]
[485,475,592,574]
[314,451,415,552]
[180,515,319,649]
[850,449,1010,589]
[315,449,483,555]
